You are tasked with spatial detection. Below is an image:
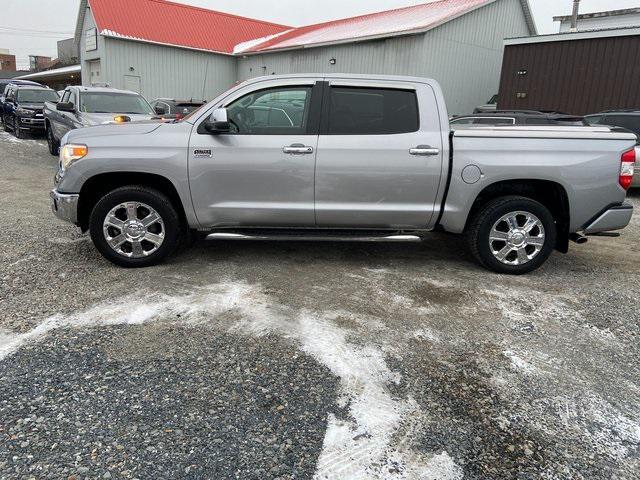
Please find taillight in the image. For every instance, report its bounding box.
[620,148,636,190]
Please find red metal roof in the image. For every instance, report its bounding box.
[236,0,493,54]
[88,0,290,54]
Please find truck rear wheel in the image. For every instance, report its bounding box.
[89,186,182,268]
[466,196,556,275]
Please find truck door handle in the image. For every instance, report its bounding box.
[283,144,314,155]
[410,145,440,156]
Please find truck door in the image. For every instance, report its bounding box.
[315,81,444,229]
[188,79,322,228]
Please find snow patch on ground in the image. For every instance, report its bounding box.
[0,130,28,144]
[411,328,440,343]
[503,350,538,375]
[48,236,91,245]
[0,281,462,479]
[7,254,39,268]
[544,395,640,460]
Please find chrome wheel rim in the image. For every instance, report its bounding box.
[489,211,545,266]
[103,202,165,258]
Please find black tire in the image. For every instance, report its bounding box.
[3,116,10,132]
[46,125,60,156]
[89,186,183,268]
[466,196,557,275]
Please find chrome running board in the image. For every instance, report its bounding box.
[206,232,422,243]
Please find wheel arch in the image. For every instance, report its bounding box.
[77,172,189,233]
[464,179,571,253]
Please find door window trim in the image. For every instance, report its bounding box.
[196,82,323,136]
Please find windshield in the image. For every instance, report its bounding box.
[16,89,59,103]
[80,92,154,114]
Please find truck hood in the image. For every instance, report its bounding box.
[64,121,163,144]
[82,113,159,126]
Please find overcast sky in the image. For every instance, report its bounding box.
[2,0,639,69]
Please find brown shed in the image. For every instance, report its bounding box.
[497,27,640,115]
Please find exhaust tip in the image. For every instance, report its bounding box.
[569,233,588,245]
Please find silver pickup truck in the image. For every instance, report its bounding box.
[50,74,636,274]
[44,86,157,156]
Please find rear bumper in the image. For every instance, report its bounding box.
[50,189,79,225]
[583,203,634,234]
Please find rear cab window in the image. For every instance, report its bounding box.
[325,86,419,135]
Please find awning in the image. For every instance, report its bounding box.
[16,65,81,81]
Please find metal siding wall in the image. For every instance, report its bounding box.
[79,8,106,86]
[498,35,640,115]
[103,39,237,101]
[237,0,530,115]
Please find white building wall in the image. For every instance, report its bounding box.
[79,6,106,87]
[237,0,530,115]
[103,39,237,101]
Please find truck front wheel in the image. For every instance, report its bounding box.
[466,196,557,275]
[46,125,60,156]
[89,186,182,268]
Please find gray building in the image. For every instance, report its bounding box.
[57,38,78,65]
[75,0,535,114]
[554,7,640,33]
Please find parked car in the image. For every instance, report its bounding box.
[150,99,206,120]
[584,110,640,187]
[50,74,635,274]
[473,94,498,113]
[44,86,158,155]
[3,85,59,138]
[450,110,584,128]
[0,79,42,125]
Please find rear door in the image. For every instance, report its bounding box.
[315,80,444,228]
[189,78,322,228]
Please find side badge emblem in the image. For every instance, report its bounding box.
[194,149,212,158]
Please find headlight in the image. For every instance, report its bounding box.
[60,144,88,169]
[15,108,34,117]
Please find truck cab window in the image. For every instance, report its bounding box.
[327,87,419,135]
[226,87,312,135]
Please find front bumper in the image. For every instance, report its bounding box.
[50,189,79,225]
[17,117,45,129]
[583,203,634,234]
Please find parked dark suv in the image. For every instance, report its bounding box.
[3,85,59,138]
[0,79,41,125]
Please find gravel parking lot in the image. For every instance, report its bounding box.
[1,129,639,479]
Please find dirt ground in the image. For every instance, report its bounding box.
[0,129,638,479]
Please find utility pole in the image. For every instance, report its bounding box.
[570,0,581,32]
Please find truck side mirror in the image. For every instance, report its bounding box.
[154,105,166,115]
[57,102,76,113]
[204,108,231,134]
